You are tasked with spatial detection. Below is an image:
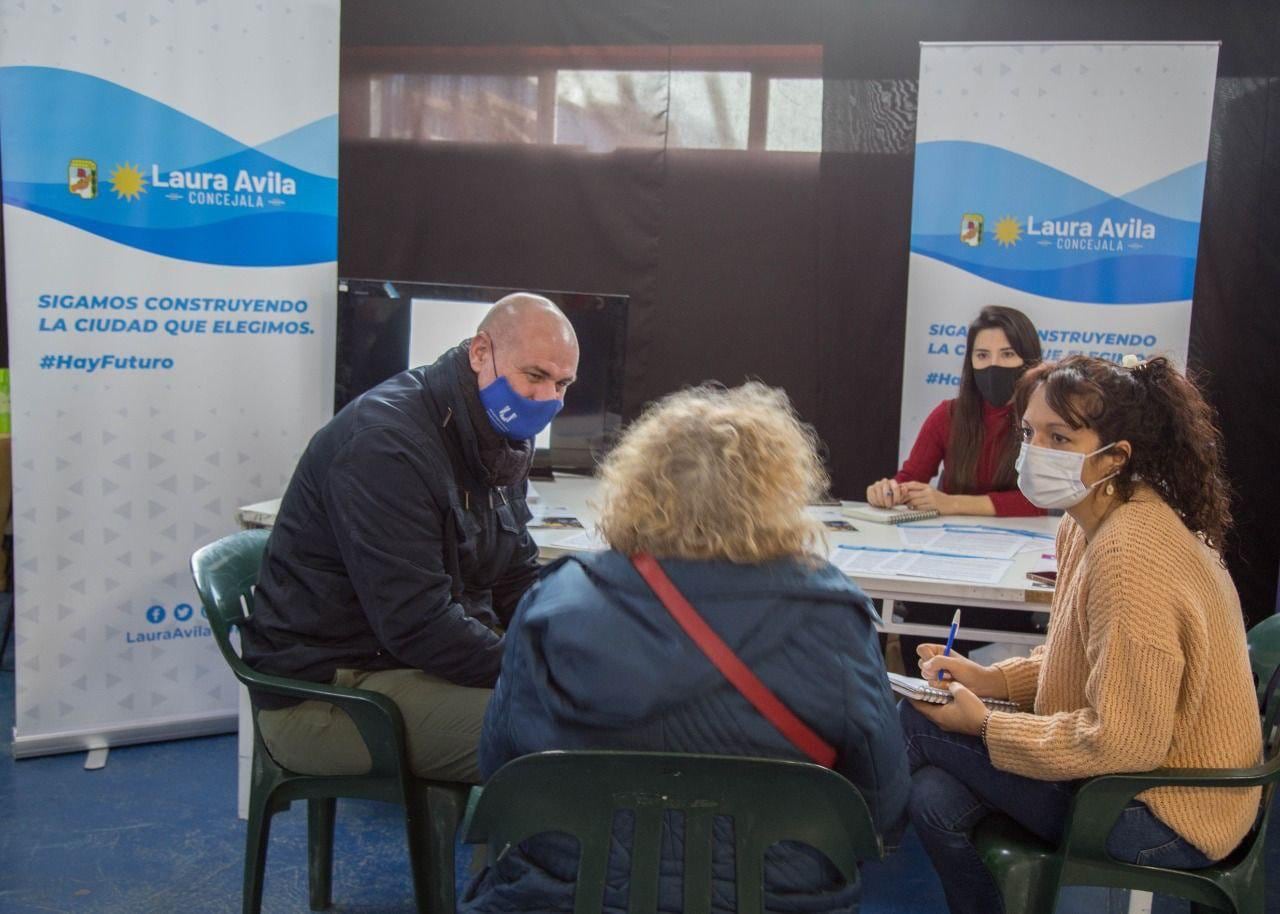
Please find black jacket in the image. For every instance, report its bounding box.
[241,344,540,706]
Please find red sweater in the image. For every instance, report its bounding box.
[894,399,1045,518]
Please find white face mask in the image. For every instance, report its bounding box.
[1015,441,1120,510]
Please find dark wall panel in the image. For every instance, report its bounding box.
[815,151,915,501]
[340,0,1280,623]
[1190,77,1280,617]
[648,151,821,417]
[824,0,1278,79]
[342,0,674,47]
[340,141,665,413]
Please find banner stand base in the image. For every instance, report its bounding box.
[11,710,236,760]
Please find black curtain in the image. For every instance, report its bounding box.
[340,0,1280,624]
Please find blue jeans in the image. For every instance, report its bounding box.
[898,701,1212,914]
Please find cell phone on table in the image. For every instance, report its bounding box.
[1026,570,1057,587]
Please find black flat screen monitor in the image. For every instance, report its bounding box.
[335,278,628,475]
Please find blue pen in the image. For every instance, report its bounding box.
[939,609,961,681]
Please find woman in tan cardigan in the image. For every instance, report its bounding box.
[898,355,1262,914]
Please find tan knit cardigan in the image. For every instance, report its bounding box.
[986,487,1262,861]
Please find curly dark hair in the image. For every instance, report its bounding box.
[1016,355,1232,550]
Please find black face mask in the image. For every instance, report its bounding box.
[973,364,1023,406]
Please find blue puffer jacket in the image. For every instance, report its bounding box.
[462,550,910,914]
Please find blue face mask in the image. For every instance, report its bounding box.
[478,341,563,440]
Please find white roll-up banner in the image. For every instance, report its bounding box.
[1,1,339,756]
[901,42,1219,462]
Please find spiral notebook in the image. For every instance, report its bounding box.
[844,504,940,525]
[886,672,1020,711]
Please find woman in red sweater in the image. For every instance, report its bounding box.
[867,305,1045,518]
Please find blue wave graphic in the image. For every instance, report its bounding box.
[914,249,1196,305]
[914,200,1198,271]
[255,116,338,179]
[7,149,333,228]
[911,142,1108,236]
[910,141,1206,303]
[911,142,1206,234]
[0,66,335,266]
[1119,163,1207,222]
[15,200,336,267]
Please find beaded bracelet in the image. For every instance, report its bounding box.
[979,710,994,746]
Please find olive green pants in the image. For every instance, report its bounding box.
[256,668,492,784]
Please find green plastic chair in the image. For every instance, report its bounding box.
[462,750,883,914]
[190,529,469,914]
[974,615,1280,914]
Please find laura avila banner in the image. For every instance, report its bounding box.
[1,1,338,757]
[900,41,1219,462]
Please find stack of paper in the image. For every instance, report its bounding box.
[897,527,1025,559]
[528,504,585,529]
[830,546,1012,585]
[551,529,610,552]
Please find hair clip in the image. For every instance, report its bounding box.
[1121,354,1146,370]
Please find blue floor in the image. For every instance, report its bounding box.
[1,600,1276,912]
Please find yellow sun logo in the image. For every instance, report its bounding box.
[108,162,148,201]
[993,216,1022,247]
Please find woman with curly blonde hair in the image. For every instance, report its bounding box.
[464,383,909,914]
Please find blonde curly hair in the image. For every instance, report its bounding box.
[595,382,828,562]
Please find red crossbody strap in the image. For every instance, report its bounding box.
[631,552,837,768]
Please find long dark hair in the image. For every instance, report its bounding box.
[945,306,1042,494]
[1017,355,1233,550]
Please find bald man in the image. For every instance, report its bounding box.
[242,294,579,783]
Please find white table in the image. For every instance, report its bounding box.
[528,475,1057,644]
[238,473,1058,645]
[233,474,1058,817]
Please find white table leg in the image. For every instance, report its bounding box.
[1126,890,1153,914]
[238,682,251,819]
